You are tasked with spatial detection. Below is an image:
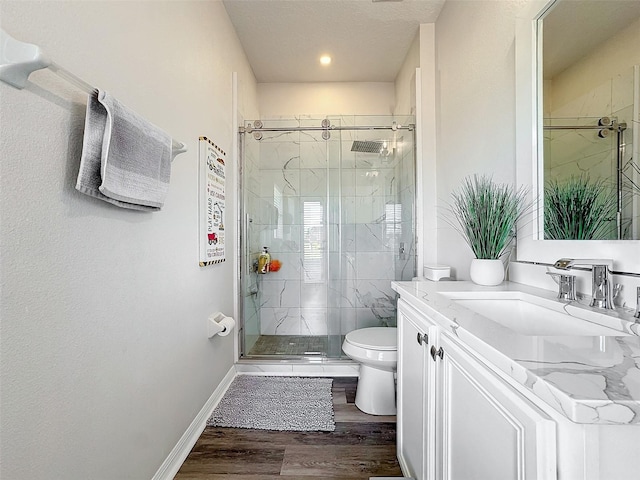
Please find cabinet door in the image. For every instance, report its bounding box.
[435,333,557,480]
[397,300,436,480]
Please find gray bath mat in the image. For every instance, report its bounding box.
[207,375,335,431]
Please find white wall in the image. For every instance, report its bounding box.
[433,0,523,279]
[420,24,438,268]
[549,16,640,114]
[0,2,257,479]
[257,82,396,117]
[394,32,420,116]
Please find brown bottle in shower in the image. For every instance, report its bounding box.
[258,247,271,274]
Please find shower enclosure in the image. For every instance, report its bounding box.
[238,115,416,359]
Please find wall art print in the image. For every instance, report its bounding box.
[198,136,226,267]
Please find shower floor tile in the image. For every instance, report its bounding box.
[248,335,329,356]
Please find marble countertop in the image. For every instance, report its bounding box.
[392,280,640,425]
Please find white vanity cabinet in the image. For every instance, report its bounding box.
[435,332,556,480]
[397,298,557,480]
[397,298,437,480]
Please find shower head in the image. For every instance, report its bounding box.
[351,140,392,158]
[351,140,385,154]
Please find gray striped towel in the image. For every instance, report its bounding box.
[76,90,172,210]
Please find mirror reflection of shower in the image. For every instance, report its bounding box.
[544,115,639,240]
[238,116,416,359]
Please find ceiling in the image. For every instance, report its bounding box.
[222,0,446,83]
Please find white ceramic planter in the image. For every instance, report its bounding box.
[469,258,505,286]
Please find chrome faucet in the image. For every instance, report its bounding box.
[634,287,640,320]
[553,258,615,310]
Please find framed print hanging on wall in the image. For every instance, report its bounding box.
[198,136,226,267]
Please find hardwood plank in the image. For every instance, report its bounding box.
[280,445,403,477]
[332,377,358,403]
[332,387,348,405]
[330,423,398,445]
[174,475,366,480]
[333,403,396,423]
[189,423,397,449]
[332,377,358,388]
[175,447,285,476]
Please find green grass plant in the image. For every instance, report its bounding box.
[448,175,528,259]
[544,175,616,240]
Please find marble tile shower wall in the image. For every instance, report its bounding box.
[245,117,415,337]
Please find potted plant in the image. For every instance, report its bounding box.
[544,175,617,240]
[448,175,528,285]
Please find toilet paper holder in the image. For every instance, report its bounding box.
[207,312,235,338]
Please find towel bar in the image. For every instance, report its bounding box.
[0,28,187,157]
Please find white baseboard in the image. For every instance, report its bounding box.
[396,453,411,478]
[152,365,237,480]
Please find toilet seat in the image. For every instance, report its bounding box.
[344,327,397,350]
[342,327,397,371]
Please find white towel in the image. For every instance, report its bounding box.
[76,90,172,210]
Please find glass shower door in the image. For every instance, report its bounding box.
[240,119,333,357]
[325,115,416,359]
[239,116,415,359]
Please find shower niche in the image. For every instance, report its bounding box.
[239,115,416,359]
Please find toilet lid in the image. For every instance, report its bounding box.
[345,327,397,351]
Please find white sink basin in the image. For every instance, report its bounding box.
[439,291,629,336]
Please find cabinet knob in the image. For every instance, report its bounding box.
[430,345,444,361]
[416,332,428,345]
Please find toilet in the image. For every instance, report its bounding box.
[342,326,398,415]
[342,266,452,416]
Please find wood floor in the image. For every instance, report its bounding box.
[174,377,403,479]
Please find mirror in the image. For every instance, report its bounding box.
[515,0,640,273]
[541,0,640,240]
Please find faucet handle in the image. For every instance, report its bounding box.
[547,272,577,301]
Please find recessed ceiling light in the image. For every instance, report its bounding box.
[320,55,332,66]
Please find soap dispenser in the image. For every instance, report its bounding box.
[258,247,271,274]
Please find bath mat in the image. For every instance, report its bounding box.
[207,375,335,431]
